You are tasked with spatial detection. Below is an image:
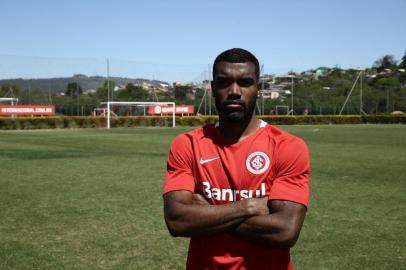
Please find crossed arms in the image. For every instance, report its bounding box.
[163,190,306,248]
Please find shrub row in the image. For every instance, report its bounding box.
[0,115,405,130]
[0,117,104,130]
[259,115,406,125]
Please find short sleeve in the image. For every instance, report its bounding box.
[163,134,195,195]
[269,136,310,208]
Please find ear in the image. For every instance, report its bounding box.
[211,80,215,90]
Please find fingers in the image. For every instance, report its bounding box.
[254,197,270,216]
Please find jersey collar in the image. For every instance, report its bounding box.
[215,119,267,128]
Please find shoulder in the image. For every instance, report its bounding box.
[265,124,307,149]
[263,125,309,173]
[263,124,309,168]
[170,123,216,149]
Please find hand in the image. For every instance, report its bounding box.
[192,193,210,205]
[245,197,269,216]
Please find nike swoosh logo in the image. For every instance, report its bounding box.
[199,157,220,164]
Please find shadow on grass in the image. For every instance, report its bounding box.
[0,149,167,160]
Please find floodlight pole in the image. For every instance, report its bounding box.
[261,64,264,115]
[107,102,110,129]
[196,88,207,115]
[290,76,294,115]
[172,103,176,127]
[28,86,31,104]
[339,71,362,115]
[386,88,389,113]
[360,71,363,115]
[208,64,212,115]
[107,58,110,129]
[107,58,110,102]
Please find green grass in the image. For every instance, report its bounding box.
[0,125,405,269]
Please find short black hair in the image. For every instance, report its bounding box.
[213,48,260,81]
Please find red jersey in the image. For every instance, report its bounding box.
[164,121,310,270]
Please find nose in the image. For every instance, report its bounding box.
[228,81,242,97]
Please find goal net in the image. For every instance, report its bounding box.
[100,101,176,128]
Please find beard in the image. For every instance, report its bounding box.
[216,96,257,123]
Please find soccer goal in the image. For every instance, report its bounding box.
[0,98,19,118]
[100,101,176,128]
[0,97,18,105]
[92,107,118,117]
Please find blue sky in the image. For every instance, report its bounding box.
[0,0,405,82]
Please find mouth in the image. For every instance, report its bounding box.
[222,101,245,110]
[225,103,243,109]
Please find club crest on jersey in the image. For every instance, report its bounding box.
[246,152,270,175]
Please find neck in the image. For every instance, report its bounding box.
[218,114,261,144]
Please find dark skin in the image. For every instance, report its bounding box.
[164,61,307,248]
[212,62,260,143]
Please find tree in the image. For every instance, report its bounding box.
[96,80,116,101]
[399,50,406,69]
[0,84,20,97]
[116,83,149,101]
[174,85,192,101]
[399,71,406,85]
[65,82,82,97]
[373,55,397,72]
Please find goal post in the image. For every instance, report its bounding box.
[0,98,19,118]
[0,97,19,105]
[100,101,176,128]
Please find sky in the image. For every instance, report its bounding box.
[0,0,405,83]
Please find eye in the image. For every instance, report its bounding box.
[237,78,255,87]
[214,77,232,88]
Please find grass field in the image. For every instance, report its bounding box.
[0,125,405,269]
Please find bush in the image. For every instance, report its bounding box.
[0,114,405,130]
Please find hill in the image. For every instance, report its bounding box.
[0,74,170,93]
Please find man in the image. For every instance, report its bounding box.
[163,48,310,270]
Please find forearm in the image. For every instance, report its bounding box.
[231,201,306,248]
[164,191,269,238]
[166,202,249,237]
[231,215,293,248]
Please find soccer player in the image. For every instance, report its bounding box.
[163,48,310,270]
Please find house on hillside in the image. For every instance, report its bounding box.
[83,89,96,95]
[314,67,330,79]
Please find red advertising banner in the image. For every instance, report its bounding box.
[0,105,55,116]
[148,105,194,115]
